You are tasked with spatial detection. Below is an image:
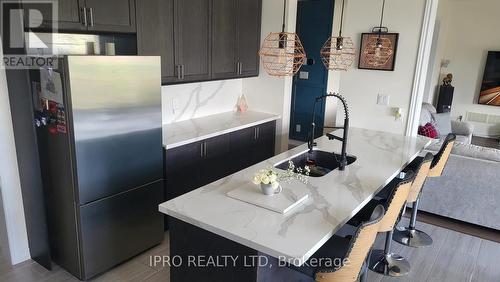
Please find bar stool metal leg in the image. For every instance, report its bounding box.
[369,230,410,277]
[393,198,433,248]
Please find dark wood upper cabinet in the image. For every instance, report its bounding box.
[25,0,85,31]
[211,0,262,79]
[136,0,176,83]
[137,0,261,85]
[85,0,136,33]
[32,0,135,33]
[237,0,262,77]
[211,0,238,79]
[55,0,85,31]
[174,0,211,82]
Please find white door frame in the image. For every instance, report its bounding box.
[406,0,440,136]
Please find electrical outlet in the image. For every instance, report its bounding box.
[394,107,403,122]
[171,98,180,113]
[296,124,301,132]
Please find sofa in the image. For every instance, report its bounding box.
[418,140,500,230]
[419,103,474,144]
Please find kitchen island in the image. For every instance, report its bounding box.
[159,128,432,281]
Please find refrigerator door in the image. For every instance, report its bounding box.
[64,56,162,204]
[79,180,164,279]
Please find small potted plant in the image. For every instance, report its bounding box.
[252,161,310,196]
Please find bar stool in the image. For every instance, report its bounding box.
[290,204,385,282]
[428,133,456,177]
[367,171,415,277]
[393,134,456,247]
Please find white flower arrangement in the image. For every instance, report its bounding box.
[252,169,280,188]
[252,161,310,187]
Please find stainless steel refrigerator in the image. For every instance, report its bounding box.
[32,56,163,280]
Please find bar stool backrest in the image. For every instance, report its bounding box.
[407,153,434,203]
[315,205,385,282]
[428,133,456,177]
[378,172,415,233]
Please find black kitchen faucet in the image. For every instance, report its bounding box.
[308,93,350,171]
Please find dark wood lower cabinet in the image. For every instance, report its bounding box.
[169,218,312,281]
[201,134,231,185]
[252,121,276,164]
[163,121,276,229]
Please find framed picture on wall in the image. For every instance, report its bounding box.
[478,51,500,106]
[358,32,399,71]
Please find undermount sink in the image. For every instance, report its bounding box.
[274,150,357,177]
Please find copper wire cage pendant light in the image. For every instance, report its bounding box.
[258,0,306,76]
[363,0,394,67]
[320,0,356,71]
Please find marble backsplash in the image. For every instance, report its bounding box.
[161,79,243,124]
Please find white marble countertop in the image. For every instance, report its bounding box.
[159,128,432,266]
[162,111,281,149]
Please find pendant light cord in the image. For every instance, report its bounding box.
[378,0,386,37]
[282,0,287,33]
[339,0,346,37]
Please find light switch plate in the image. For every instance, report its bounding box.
[299,71,309,80]
[296,124,301,132]
[383,95,390,105]
[377,94,390,106]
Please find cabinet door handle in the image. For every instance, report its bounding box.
[88,7,94,27]
[239,62,243,75]
[200,142,204,157]
[81,7,88,26]
[254,128,257,140]
[204,142,207,156]
[236,62,240,75]
[176,65,181,79]
[257,127,260,139]
[181,65,185,79]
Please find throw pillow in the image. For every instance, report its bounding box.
[431,112,452,136]
[418,122,438,139]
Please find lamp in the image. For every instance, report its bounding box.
[320,0,356,71]
[258,0,306,76]
[362,0,394,67]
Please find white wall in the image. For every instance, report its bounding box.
[329,0,426,135]
[430,0,500,136]
[424,0,452,104]
[161,79,242,124]
[0,39,30,265]
[242,0,298,152]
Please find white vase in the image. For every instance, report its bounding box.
[260,183,282,196]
